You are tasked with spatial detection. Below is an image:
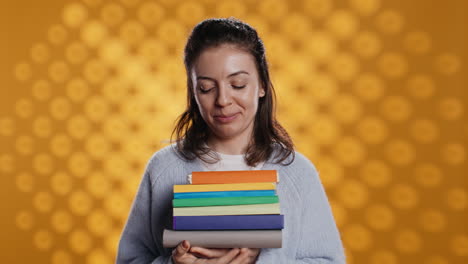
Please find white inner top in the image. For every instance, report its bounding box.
[200,151,265,171]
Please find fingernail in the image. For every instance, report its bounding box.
[182,240,189,249]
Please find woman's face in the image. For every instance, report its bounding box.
[191,44,265,142]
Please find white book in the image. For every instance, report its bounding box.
[173,203,280,216]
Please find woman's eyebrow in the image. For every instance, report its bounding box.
[227,71,249,78]
[196,76,216,81]
[196,71,249,81]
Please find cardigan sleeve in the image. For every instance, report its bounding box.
[256,158,346,263]
[116,160,172,264]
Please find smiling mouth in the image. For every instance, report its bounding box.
[214,113,239,123]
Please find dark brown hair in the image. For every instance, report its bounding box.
[171,17,294,166]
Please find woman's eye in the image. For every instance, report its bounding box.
[199,86,214,93]
[232,84,246,89]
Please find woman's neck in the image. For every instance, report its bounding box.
[207,135,251,155]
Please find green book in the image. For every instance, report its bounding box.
[173,196,279,207]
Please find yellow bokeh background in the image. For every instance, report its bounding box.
[1,0,466,263]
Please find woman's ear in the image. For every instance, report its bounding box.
[259,87,266,97]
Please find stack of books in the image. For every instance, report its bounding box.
[163,170,283,248]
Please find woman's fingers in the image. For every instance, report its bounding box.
[247,248,260,257]
[226,248,250,264]
[172,240,192,263]
[172,242,261,264]
[189,247,231,258]
[211,248,240,263]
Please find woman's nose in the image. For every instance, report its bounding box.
[215,85,232,107]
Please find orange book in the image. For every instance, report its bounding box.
[188,170,278,184]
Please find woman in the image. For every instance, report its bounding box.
[117,18,345,264]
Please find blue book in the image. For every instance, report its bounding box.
[173,190,276,199]
[173,214,284,230]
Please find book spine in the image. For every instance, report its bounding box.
[190,170,278,184]
[173,203,280,216]
[163,229,282,248]
[173,215,284,230]
[173,196,279,207]
[173,190,276,199]
[174,182,276,193]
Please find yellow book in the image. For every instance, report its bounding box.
[173,182,276,193]
[173,203,281,216]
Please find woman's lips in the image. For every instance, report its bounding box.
[214,113,239,123]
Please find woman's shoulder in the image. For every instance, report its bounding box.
[285,151,318,179]
[291,151,317,171]
[269,147,320,183]
[145,144,190,173]
[286,152,324,192]
[268,143,317,171]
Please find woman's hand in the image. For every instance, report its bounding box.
[190,245,260,264]
[189,247,232,259]
[172,240,257,264]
